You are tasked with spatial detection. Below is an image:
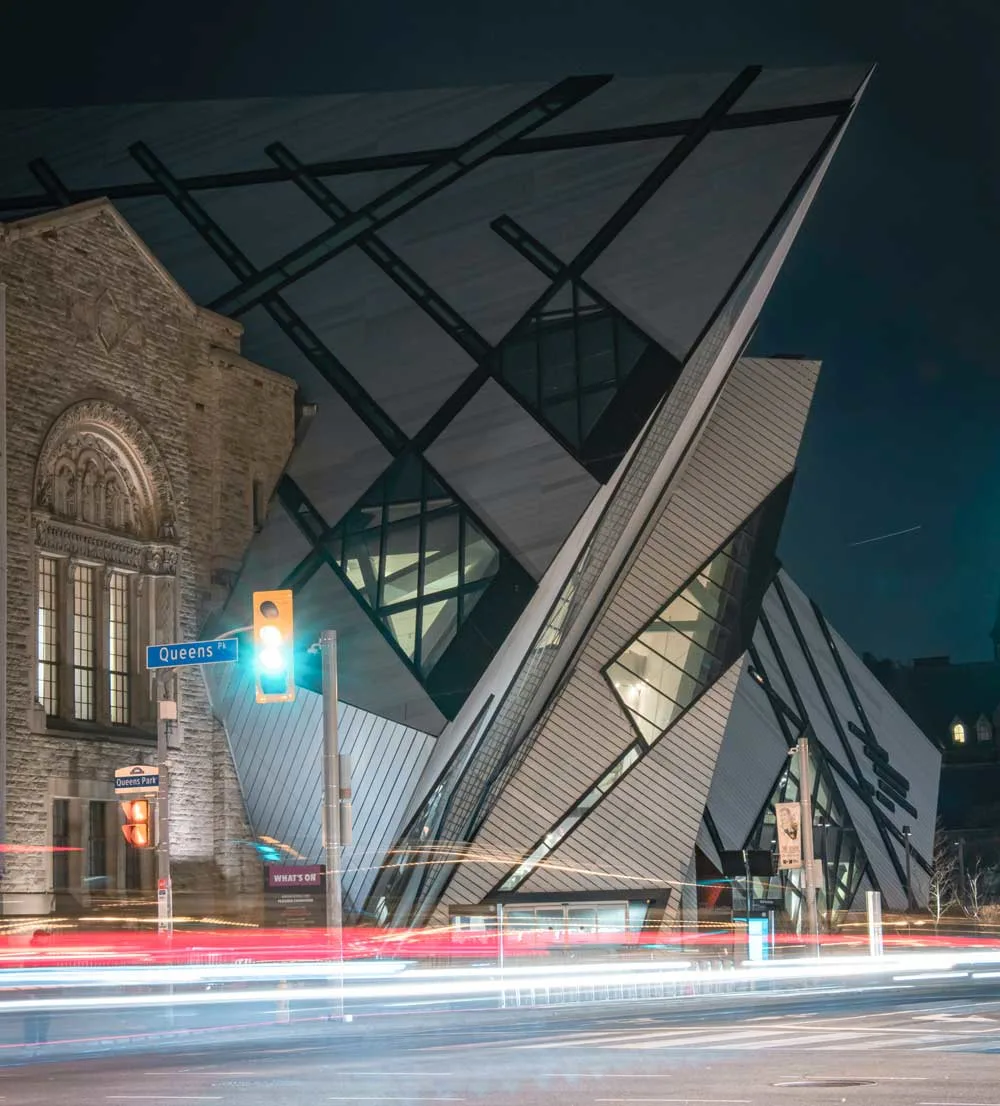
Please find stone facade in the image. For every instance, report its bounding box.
[0,199,297,917]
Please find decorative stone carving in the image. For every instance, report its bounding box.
[34,400,177,543]
[33,517,178,576]
[67,287,144,354]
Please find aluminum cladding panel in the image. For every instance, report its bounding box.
[440,357,818,911]
[205,663,435,910]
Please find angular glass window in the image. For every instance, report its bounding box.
[497,282,657,453]
[603,495,785,747]
[324,454,502,675]
[745,740,865,927]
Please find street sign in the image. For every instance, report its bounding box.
[146,637,238,670]
[115,764,160,795]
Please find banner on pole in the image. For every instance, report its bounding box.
[775,801,803,870]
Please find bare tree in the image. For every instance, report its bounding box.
[965,856,986,918]
[929,822,957,926]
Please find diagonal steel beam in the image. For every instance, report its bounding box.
[27,158,72,206]
[0,98,852,218]
[129,141,409,456]
[410,67,762,453]
[266,142,492,365]
[207,76,613,318]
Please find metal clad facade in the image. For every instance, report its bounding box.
[204,664,434,909]
[441,357,817,911]
[520,662,744,902]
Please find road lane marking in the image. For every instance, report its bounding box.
[106,1099,222,1102]
[338,1072,456,1076]
[729,1030,867,1049]
[619,1028,786,1050]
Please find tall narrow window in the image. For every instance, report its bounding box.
[251,477,265,531]
[36,556,59,716]
[72,564,96,721]
[951,720,966,745]
[108,572,130,724]
[52,798,70,891]
[87,800,108,882]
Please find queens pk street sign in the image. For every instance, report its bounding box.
[146,637,238,670]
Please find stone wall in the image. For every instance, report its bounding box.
[0,200,297,915]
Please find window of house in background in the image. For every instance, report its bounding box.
[52,799,70,891]
[951,720,967,745]
[36,556,59,716]
[977,715,993,743]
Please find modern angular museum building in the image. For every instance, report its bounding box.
[0,63,940,924]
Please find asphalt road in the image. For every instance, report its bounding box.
[5,979,1000,1104]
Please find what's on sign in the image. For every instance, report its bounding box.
[115,764,160,795]
[267,864,323,889]
[146,637,238,670]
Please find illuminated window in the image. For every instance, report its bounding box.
[72,564,96,721]
[951,720,966,745]
[606,540,744,744]
[108,571,130,724]
[36,556,59,715]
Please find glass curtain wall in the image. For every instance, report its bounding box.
[745,740,866,927]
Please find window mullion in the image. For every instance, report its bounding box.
[58,559,74,722]
[95,569,110,724]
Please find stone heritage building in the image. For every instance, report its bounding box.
[0,198,297,917]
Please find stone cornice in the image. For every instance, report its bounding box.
[34,514,179,576]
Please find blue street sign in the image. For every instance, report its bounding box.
[115,764,159,794]
[145,637,238,670]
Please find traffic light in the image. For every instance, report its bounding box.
[121,799,152,848]
[253,589,295,703]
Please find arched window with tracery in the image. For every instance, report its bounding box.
[32,401,178,729]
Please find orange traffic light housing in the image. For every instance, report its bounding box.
[121,798,152,848]
[253,589,295,703]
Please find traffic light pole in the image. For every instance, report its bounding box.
[155,678,173,935]
[320,631,344,1017]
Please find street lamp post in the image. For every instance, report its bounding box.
[154,675,174,935]
[797,736,821,956]
[319,631,344,1018]
[902,825,914,911]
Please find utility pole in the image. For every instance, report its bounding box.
[902,825,914,911]
[320,631,344,1016]
[797,736,821,955]
[155,678,174,934]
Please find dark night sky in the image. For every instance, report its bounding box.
[3,0,999,663]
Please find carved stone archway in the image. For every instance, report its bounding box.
[33,400,179,573]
